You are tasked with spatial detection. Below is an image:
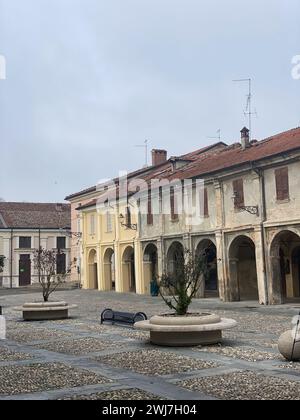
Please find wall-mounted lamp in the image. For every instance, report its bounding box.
[232,192,259,216]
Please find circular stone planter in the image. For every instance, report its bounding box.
[278,330,300,361]
[13,301,77,321]
[135,313,237,347]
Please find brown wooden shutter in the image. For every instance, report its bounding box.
[170,186,178,220]
[233,179,244,209]
[204,188,209,217]
[275,167,289,201]
[147,189,153,225]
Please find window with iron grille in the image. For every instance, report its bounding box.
[57,237,66,250]
[275,167,289,201]
[19,237,31,249]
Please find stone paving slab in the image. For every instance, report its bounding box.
[1,289,300,400]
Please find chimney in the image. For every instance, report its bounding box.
[240,127,250,150]
[152,149,167,166]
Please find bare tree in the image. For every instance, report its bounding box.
[159,249,208,316]
[33,248,69,302]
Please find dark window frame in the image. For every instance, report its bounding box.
[19,237,31,249]
[275,167,289,201]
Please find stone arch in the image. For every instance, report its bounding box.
[103,248,115,291]
[88,249,98,290]
[196,239,219,298]
[143,243,158,295]
[269,230,300,303]
[122,246,135,293]
[166,241,184,276]
[228,235,259,301]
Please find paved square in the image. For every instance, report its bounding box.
[0,289,300,400]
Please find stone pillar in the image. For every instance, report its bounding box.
[97,245,104,291]
[254,227,268,305]
[228,258,239,301]
[114,242,122,293]
[268,255,283,305]
[134,239,143,294]
[157,238,163,278]
[215,231,226,301]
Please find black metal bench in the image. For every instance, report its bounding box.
[101,309,147,327]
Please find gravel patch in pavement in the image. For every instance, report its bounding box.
[180,371,300,400]
[195,345,278,362]
[33,337,120,355]
[61,388,164,400]
[0,345,33,361]
[97,349,218,376]
[278,362,300,371]
[0,363,111,396]
[6,328,72,344]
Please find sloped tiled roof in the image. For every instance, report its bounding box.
[66,142,226,201]
[0,202,71,229]
[163,127,300,182]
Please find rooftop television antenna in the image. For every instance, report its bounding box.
[135,139,149,167]
[208,129,221,142]
[233,78,257,140]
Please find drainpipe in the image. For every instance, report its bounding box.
[254,166,269,305]
[10,228,13,289]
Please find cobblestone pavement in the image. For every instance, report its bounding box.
[0,289,300,400]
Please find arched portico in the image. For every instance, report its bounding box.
[103,248,115,291]
[166,241,184,276]
[143,243,158,295]
[269,230,300,303]
[228,235,259,301]
[122,246,136,293]
[196,239,219,298]
[88,249,98,290]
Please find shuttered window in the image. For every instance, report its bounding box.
[203,188,209,217]
[106,211,113,232]
[275,167,289,201]
[57,237,66,250]
[125,206,131,227]
[147,189,153,225]
[233,179,245,209]
[170,186,178,221]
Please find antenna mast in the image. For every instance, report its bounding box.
[208,129,221,142]
[233,78,255,140]
[135,139,149,167]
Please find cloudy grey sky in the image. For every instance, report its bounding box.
[0,0,299,202]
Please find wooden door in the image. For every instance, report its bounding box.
[19,254,31,286]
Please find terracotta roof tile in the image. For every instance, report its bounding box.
[0,202,71,229]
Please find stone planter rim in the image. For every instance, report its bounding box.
[150,313,221,326]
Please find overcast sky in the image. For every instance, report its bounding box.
[0,0,299,202]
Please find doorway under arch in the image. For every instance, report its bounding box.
[122,246,136,293]
[270,230,300,303]
[103,248,115,291]
[88,249,98,290]
[143,243,158,294]
[228,236,259,301]
[196,239,219,297]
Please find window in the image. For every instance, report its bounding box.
[200,188,209,217]
[233,179,245,209]
[57,237,66,250]
[106,211,113,232]
[19,237,31,249]
[147,189,153,225]
[125,206,131,227]
[275,167,289,201]
[90,214,96,235]
[56,253,66,274]
[170,186,178,221]
[77,217,81,235]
